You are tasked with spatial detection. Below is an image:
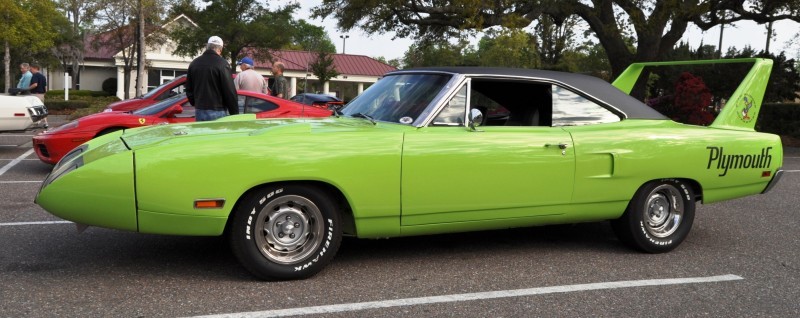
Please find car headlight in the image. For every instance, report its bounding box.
[53,144,87,171]
[41,155,84,188]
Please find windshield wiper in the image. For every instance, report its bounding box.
[351,113,376,125]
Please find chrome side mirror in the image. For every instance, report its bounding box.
[468,108,484,131]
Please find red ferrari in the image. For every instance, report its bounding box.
[33,91,332,164]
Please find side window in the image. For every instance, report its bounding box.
[246,97,279,113]
[155,84,184,101]
[552,85,620,126]
[432,84,467,126]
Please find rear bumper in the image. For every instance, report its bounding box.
[762,168,784,194]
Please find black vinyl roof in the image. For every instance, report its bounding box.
[390,67,667,120]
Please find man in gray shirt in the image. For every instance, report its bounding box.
[235,57,268,94]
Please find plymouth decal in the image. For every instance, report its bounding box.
[707,146,772,176]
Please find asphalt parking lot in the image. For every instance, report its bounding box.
[1,120,798,317]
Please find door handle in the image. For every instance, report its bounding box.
[545,143,569,150]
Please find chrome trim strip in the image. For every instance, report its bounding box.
[762,168,784,194]
[397,72,628,125]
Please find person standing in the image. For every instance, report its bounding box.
[28,64,47,102]
[271,61,289,99]
[17,63,33,92]
[186,36,238,121]
[234,57,269,94]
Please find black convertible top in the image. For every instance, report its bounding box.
[390,67,667,120]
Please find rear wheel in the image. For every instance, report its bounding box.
[611,179,695,253]
[229,185,342,280]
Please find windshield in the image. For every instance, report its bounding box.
[341,73,452,124]
[133,94,186,115]
[140,76,184,99]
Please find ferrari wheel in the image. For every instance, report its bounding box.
[611,179,695,253]
[230,185,342,280]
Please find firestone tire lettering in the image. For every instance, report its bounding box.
[229,185,342,280]
[611,179,696,254]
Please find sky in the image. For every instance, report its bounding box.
[283,0,800,62]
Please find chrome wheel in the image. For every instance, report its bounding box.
[254,195,324,265]
[642,184,684,238]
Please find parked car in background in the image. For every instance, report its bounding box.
[35,58,782,281]
[33,90,331,164]
[0,95,48,132]
[104,75,186,112]
[290,93,345,110]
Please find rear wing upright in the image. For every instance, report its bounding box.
[611,58,773,131]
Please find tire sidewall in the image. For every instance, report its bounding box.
[630,179,695,253]
[231,185,341,280]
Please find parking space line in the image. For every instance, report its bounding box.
[784,170,800,172]
[0,181,41,184]
[0,149,34,176]
[0,221,72,226]
[193,274,743,318]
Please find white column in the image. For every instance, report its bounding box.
[323,81,330,95]
[357,83,364,95]
[289,77,297,98]
[116,66,125,99]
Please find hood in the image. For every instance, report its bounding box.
[119,116,406,150]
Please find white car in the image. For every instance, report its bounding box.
[0,95,48,132]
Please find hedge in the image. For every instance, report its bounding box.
[45,90,111,98]
[757,103,800,138]
[45,100,91,111]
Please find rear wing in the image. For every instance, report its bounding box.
[611,58,773,131]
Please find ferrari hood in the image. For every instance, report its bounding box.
[119,116,403,150]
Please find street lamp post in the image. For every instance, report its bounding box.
[339,34,349,54]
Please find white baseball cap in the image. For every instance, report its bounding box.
[207,36,223,46]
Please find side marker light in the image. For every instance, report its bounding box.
[762,171,771,177]
[194,199,225,209]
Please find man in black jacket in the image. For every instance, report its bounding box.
[186,36,238,121]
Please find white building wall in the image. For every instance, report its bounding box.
[81,67,117,92]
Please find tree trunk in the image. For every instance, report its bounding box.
[135,0,145,96]
[765,21,774,54]
[4,41,10,93]
[123,67,131,99]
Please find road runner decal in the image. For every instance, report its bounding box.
[737,94,756,122]
[707,146,772,176]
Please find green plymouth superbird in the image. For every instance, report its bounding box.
[36,58,783,280]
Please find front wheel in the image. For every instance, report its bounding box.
[229,185,342,280]
[611,179,695,253]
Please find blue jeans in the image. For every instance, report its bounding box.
[196,109,229,121]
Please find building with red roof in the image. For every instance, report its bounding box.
[51,14,396,101]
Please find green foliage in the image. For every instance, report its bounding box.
[476,29,540,68]
[757,103,800,138]
[374,56,402,69]
[0,0,61,51]
[42,93,119,119]
[169,0,299,68]
[102,78,117,95]
[402,41,473,68]
[284,20,336,53]
[46,90,112,97]
[45,100,90,111]
[309,51,339,85]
